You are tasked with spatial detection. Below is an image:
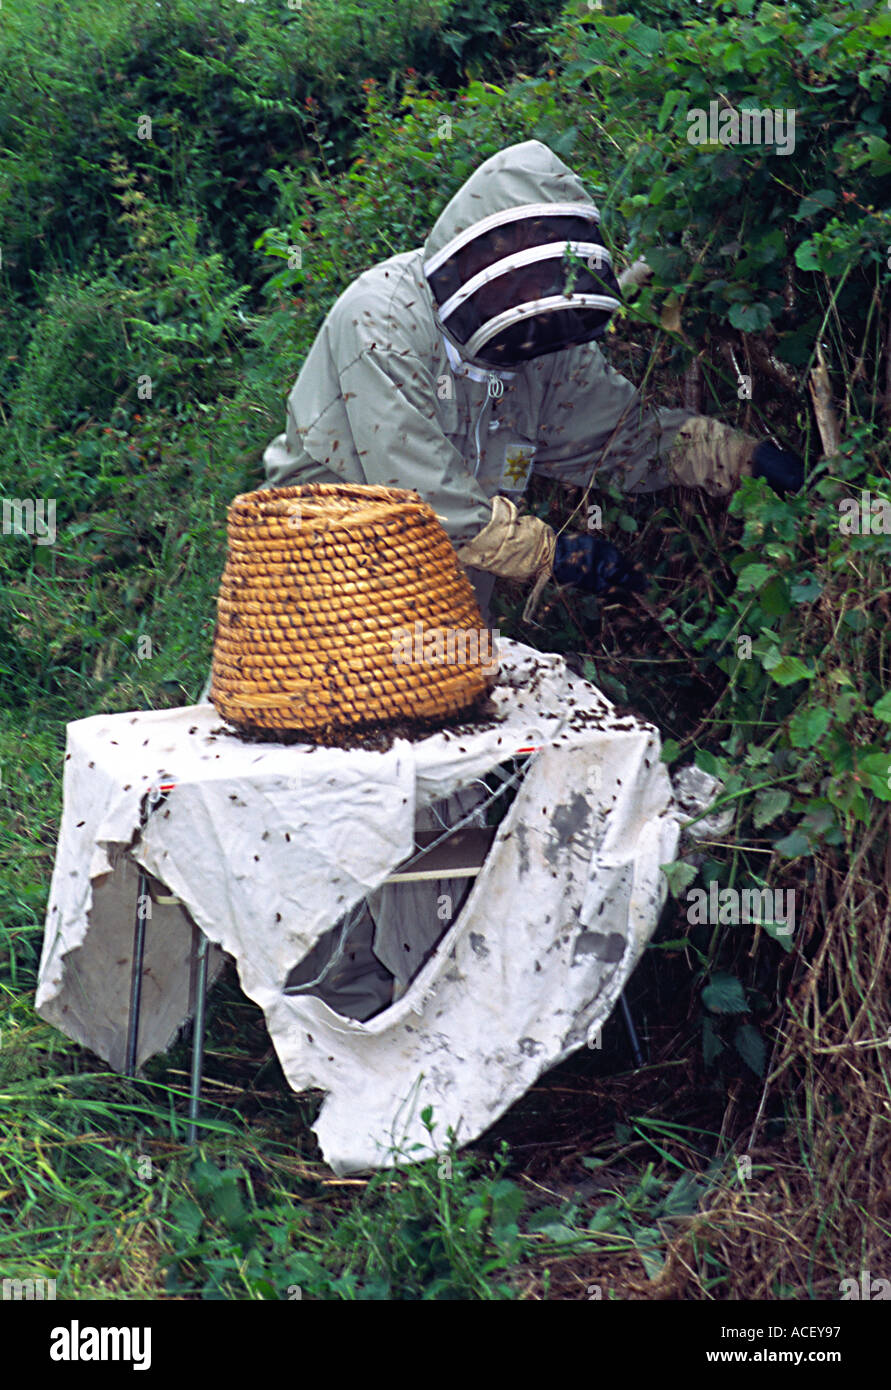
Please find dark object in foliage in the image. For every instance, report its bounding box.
[552,532,647,596]
[750,440,805,497]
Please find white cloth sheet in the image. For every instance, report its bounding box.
[36,640,683,1173]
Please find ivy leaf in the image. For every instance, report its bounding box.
[734,1023,766,1076]
[789,704,831,748]
[702,972,749,1015]
[752,788,791,829]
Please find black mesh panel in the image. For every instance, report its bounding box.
[427,213,621,366]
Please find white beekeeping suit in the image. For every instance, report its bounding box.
[225,140,760,1017]
[262,137,755,620]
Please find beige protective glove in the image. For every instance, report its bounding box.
[455,495,555,582]
[668,417,757,497]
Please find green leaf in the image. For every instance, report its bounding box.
[287,1252,329,1289]
[728,302,771,333]
[660,738,682,765]
[636,1231,665,1280]
[734,1023,766,1077]
[587,1205,619,1233]
[737,563,773,592]
[797,19,842,58]
[774,827,811,858]
[752,788,791,829]
[793,188,837,221]
[763,917,794,953]
[857,752,891,801]
[528,1207,576,1240]
[657,88,685,132]
[661,860,697,898]
[760,576,791,617]
[597,14,637,31]
[490,1179,525,1247]
[794,239,820,271]
[702,973,749,1015]
[703,1015,725,1066]
[764,654,813,687]
[872,692,891,722]
[170,1197,204,1239]
[661,1172,705,1218]
[694,749,722,778]
[788,705,831,748]
[790,574,822,604]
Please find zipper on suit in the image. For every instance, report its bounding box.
[474,372,505,477]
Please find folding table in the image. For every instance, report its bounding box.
[37,640,681,1173]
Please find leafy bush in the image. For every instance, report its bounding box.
[0,0,565,327]
[2,0,889,1301]
[549,1,891,394]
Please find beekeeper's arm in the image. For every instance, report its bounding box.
[456,342,803,588]
[532,340,761,498]
[453,344,752,587]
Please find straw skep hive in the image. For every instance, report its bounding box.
[210,483,499,743]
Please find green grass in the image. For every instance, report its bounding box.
[2,0,890,1301]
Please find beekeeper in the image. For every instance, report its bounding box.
[253,138,804,1023]
[262,137,803,617]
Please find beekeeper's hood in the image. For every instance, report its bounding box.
[423,140,622,372]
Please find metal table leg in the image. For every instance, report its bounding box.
[125,865,150,1076]
[187,927,209,1144]
[620,992,644,1068]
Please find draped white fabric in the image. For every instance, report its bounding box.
[37,640,683,1173]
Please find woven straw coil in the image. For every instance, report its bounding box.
[210,484,498,741]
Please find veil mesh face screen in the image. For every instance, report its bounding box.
[427,214,622,366]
